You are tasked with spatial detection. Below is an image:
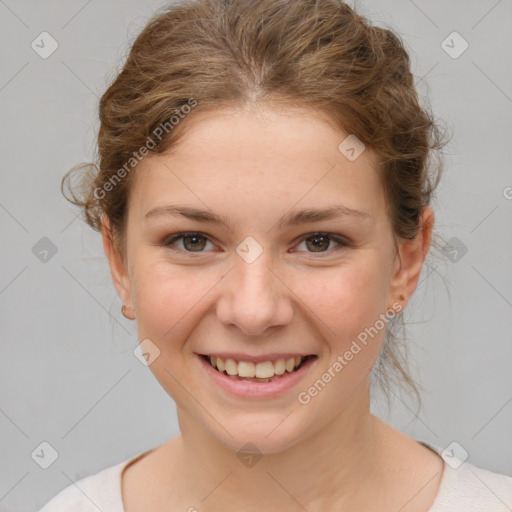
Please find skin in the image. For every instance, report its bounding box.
[102,104,443,511]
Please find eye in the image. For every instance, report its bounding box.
[162,231,350,255]
[294,232,350,254]
[163,232,215,253]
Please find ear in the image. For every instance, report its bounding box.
[101,215,134,312]
[388,206,434,308]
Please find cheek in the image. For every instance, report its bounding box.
[298,258,389,333]
[130,257,218,340]
[293,260,391,385]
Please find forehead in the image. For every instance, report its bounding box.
[129,105,385,224]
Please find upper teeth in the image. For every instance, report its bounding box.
[209,355,305,378]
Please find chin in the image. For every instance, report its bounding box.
[209,413,310,456]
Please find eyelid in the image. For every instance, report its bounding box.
[293,232,351,254]
[162,231,217,254]
[162,231,351,254]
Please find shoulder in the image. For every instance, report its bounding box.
[37,458,130,512]
[429,456,512,511]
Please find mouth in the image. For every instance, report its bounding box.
[198,353,317,383]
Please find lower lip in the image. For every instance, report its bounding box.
[196,354,317,399]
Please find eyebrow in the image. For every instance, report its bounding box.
[144,203,371,229]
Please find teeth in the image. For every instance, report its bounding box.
[225,358,238,376]
[255,361,275,378]
[207,355,307,379]
[274,358,285,375]
[238,361,256,378]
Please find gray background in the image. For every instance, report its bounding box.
[0,0,511,510]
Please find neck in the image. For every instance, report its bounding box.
[172,378,385,511]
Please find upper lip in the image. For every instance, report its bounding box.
[197,352,315,364]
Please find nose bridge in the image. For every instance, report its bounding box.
[236,250,276,298]
[216,244,293,335]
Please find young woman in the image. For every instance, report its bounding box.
[40,0,512,510]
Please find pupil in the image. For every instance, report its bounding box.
[308,235,328,252]
[185,234,205,251]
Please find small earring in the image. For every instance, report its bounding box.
[121,305,135,320]
[399,294,407,302]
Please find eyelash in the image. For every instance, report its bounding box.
[162,231,351,255]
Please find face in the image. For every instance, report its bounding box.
[104,105,432,454]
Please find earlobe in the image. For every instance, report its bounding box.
[121,304,136,320]
[101,215,134,310]
[388,207,434,308]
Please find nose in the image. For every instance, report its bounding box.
[215,253,294,336]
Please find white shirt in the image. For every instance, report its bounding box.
[38,441,512,511]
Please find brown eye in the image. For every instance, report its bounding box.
[162,231,349,255]
[305,234,330,252]
[296,233,349,254]
[164,232,212,252]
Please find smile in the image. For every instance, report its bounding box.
[196,353,318,398]
[200,354,315,382]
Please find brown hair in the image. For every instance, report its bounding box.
[62,0,450,410]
